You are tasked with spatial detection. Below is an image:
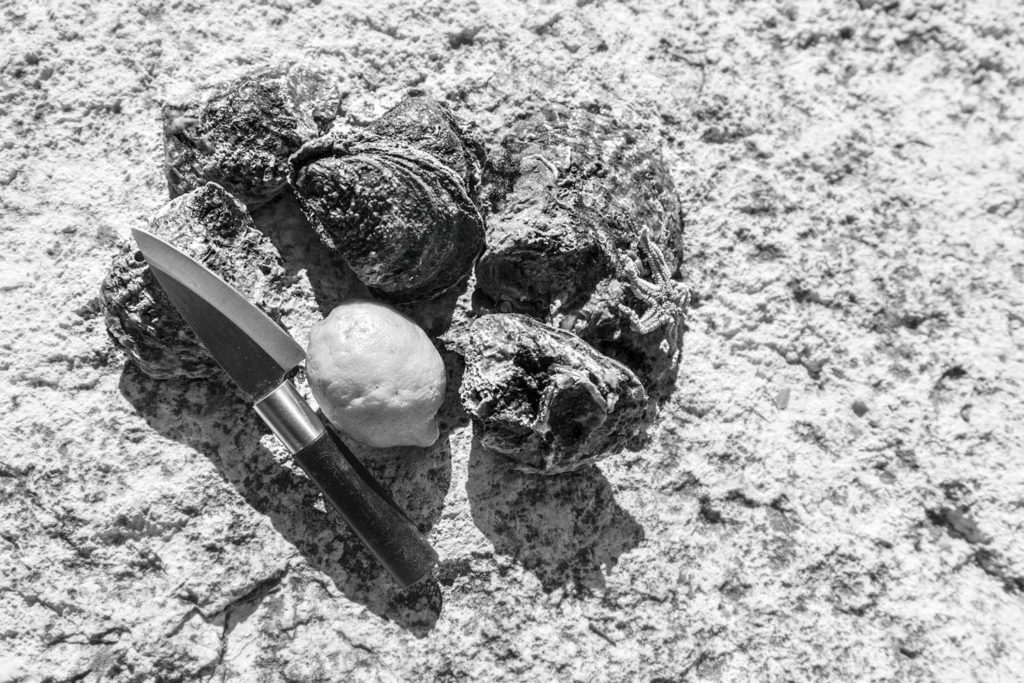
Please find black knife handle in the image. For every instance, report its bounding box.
[292,427,439,588]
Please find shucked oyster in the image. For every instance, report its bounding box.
[289,94,485,303]
[474,106,687,405]
[164,63,341,208]
[444,313,648,474]
[100,183,286,379]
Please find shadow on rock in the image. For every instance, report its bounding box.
[118,363,451,636]
[466,439,644,591]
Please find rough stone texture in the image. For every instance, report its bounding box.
[99,183,289,380]
[445,313,648,473]
[164,62,341,208]
[3,1,1024,681]
[290,96,485,303]
[474,105,686,406]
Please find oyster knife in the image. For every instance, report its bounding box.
[132,227,438,588]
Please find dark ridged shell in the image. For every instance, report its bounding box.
[473,105,685,404]
[164,63,341,208]
[289,96,485,303]
[99,183,286,379]
[445,314,648,474]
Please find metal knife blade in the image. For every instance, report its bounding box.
[131,227,305,401]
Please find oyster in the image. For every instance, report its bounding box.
[473,105,687,404]
[164,63,341,208]
[289,94,485,303]
[444,314,648,474]
[100,183,286,379]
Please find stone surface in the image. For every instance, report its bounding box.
[2,0,1024,681]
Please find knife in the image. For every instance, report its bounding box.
[131,227,438,588]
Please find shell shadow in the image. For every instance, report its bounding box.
[251,192,369,316]
[466,439,644,591]
[117,362,451,636]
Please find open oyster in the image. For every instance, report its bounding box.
[289,94,485,303]
[100,183,286,379]
[444,313,648,474]
[473,106,687,405]
[163,63,341,208]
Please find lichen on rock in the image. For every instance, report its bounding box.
[99,183,287,379]
[444,313,648,474]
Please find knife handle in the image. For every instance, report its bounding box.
[255,382,438,588]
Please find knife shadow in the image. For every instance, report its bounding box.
[465,439,645,592]
[118,362,451,636]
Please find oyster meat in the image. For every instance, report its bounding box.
[473,105,687,405]
[100,183,287,379]
[289,94,485,303]
[444,313,648,474]
[164,63,341,208]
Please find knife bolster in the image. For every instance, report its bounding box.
[254,381,325,453]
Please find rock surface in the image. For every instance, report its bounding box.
[3,0,1024,681]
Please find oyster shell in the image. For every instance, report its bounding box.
[289,95,485,303]
[473,105,686,404]
[100,183,287,379]
[164,63,341,208]
[444,313,648,474]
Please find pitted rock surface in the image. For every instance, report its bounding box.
[3,1,1024,681]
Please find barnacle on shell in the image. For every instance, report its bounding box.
[99,183,286,379]
[289,95,485,303]
[444,313,648,474]
[472,105,686,405]
[163,63,341,208]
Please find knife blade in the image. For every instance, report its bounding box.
[132,227,438,588]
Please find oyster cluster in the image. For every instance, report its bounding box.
[474,105,687,405]
[101,63,688,474]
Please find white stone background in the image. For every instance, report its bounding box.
[2,0,1024,680]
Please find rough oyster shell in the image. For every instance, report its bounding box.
[444,313,648,474]
[163,63,341,208]
[367,93,486,197]
[472,105,685,403]
[99,183,286,379]
[289,95,485,303]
